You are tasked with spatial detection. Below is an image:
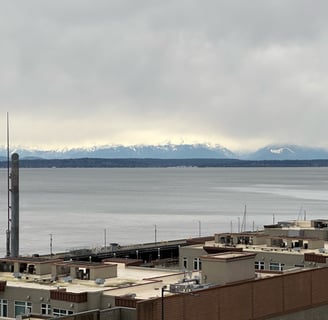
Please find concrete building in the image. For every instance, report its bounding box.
[180,219,328,272]
[200,252,256,285]
[0,251,327,320]
[0,256,202,319]
[2,219,328,319]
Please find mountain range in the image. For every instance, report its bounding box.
[0,144,328,161]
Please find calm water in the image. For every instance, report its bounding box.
[0,167,327,255]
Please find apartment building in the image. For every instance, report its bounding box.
[0,256,203,319]
[1,219,328,320]
[180,219,328,272]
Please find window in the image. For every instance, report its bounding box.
[193,258,201,270]
[255,261,265,270]
[53,308,73,317]
[15,301,32,317]
[183,257,188,269]
[269,262,284,271]
[0,299,7,317]
[41,303,51,315]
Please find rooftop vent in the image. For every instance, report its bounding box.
[95,278,105,285]
[64,276,72,283]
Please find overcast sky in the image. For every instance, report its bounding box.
[1,1,328,151]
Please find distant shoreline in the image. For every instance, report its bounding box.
[1,158,328,168]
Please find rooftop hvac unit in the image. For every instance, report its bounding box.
[169,282,193,293]
[95,278,105,285]
[64,276,72,283]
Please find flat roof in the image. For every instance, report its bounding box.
[0,257,63,264]
[55,261,117,268]
[103,264,197,299]
[201,252,256,262]
[0,263,188,298]
[215,232,267,237]
[268,235,322,241]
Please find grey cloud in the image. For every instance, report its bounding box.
[1,1,328,150]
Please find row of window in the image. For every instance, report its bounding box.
[255,261,284,271]
[0,300,73,318]
[183,257,202,270]
[185,257,287,272]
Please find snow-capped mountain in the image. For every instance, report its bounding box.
[245,145,328,160]
[0,144,236,160]
[0,144,327,160]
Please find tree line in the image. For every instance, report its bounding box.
[0,158,328,168]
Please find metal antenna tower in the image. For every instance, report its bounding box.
[6,112,10,257]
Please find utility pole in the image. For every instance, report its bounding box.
[154,224,157,245]
[50,234,53,256]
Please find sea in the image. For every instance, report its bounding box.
[0,167,328,255]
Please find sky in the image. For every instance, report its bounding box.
[1,1,328,152]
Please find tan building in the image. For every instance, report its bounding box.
[200,252,256,285]
[264,219,328,240]
[1,219,328,319]
[0,256,199,319]
[0,250,328,319]
[180,219,328,273]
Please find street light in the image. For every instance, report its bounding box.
[161,285,170,320]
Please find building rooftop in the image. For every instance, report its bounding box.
[201,252,256,262]
[0,262,197,299]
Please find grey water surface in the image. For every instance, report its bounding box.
[0,167,327,255]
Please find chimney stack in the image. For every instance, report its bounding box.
[10,153,19,257]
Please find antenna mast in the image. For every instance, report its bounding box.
[6,112,10,257]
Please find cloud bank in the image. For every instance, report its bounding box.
[1,1,328,151]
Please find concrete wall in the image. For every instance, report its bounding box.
[0,285,103,318]
[37,263,53,275]
[90,265,117,280]
[201,255,255,285]
[180,242,328,273]
[137,267,328,320]
[12,262,53,276]
[254,250,305,269]
[179,245,207,271]
[52,264,70,277]
[58,265,117,281]
[264,227,328,241]
[303,229,328,240]
[101,294,116,310]
[264,228,291,238]
[87,292,102,311]
[0,286,51,317]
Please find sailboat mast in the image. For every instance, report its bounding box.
[241,204,247,233]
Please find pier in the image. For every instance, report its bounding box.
[53,237,214,265]
[62,239,188,264]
